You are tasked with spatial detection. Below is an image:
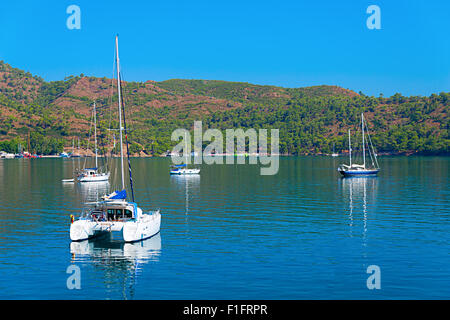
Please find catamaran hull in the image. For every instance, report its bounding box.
[338,169,379,177]
[123,212,161,242]
[70,220,98,241]
[70,212,161,242]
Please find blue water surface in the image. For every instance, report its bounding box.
[0,156,448,299]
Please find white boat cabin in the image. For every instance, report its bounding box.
[80,168,99,177]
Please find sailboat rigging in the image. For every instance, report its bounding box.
[76,102,110,183]
[338,113,380,177]
[170,131,201,175]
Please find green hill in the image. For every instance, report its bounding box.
[0,60,448,155]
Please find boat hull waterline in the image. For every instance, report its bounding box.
[338,168,379,177]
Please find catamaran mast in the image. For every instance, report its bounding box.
[94,102,98,168]
[361,113,365,169]
[115,35,125,190]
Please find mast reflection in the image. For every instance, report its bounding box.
[170,174,200,215]
[78,181,110,203]
[341,177,378,242]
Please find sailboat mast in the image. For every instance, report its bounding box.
[94,102,98,168]
[115,35,125,190]
[185,131,188,168]
[348,129,352,166]
[361,113,365,168]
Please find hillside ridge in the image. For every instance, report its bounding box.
[0,60,448,156]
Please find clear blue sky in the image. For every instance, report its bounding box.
[0,0,448,96]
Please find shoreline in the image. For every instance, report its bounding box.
[3,152,448,159]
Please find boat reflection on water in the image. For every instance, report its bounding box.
[77,181,110,203]
[70,232,161,263]
[340,176,378,243]
[70,233,162,299]
[170,172,201,186]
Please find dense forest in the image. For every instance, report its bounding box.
[0,61,448,156]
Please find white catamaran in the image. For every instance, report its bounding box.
[338,113,380,177]
[70,35,161,242]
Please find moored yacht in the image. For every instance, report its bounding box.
[77,167,110,182]
[331,143,339,157]
[170,132,200,175]
[170,164,200,175]
[338,113,380,177]
[75,102,110,183]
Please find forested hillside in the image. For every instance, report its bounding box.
[0,61,448,155]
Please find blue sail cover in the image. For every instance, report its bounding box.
[109,189,127,199]
[175,164,187,168]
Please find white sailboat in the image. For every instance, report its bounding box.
[338,113,380,177]
[170,132,200,175]
[331,143,339,157]
[77,102,110,183]
[70,35,161,242]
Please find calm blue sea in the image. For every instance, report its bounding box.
[0,156,448,299]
